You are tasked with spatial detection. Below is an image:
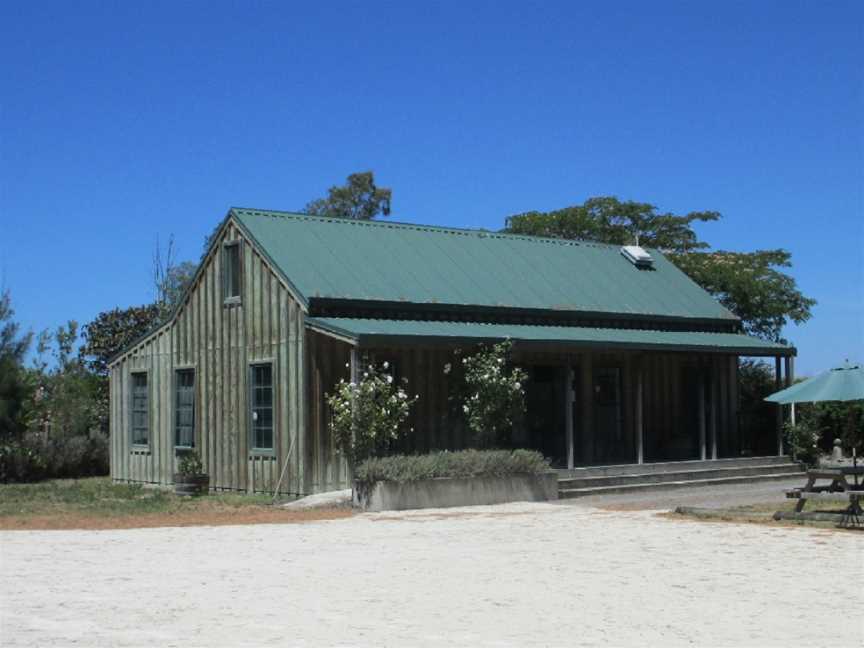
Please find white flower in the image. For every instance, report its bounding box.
[462,405,470,413]
[383,361,389,369]
[386,375,393,384]
[345,363,350,369]
[514,382,521,390]
[363,372,368,378]
[349,382,356,388]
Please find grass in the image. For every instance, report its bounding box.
[0,478,352,530]
[669,498,858,531]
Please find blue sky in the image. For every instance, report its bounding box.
[1,1,861,375]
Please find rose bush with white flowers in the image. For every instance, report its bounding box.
[460,340,528,448]
[327,360,418,467]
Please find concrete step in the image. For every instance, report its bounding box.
[558,463,804,490]
[558,471,805,499]
[556,455,797,480]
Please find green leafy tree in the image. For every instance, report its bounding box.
[80,304,162,378]
[504,196,814,342]
[506,197,718,253]
[305,171,392,220]
[0,290,33,438]
[79,303,162,432]
[30,322,101,438]
[327,360,417,467]
[460,341,528,449]
[671,250,815,341]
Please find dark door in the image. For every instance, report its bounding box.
[523,366,566,467]
[594,367,624,463]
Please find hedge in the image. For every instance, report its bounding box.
[354,449,550,489]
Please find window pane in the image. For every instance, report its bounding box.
[251,364,273,449]
[255,387,272,407]
[131,373,149,445]
[175,370,195,447]
[224,244,240,299]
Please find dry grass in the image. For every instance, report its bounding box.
[0,477,353,531]
[664,499,859,532]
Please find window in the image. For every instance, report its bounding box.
[175,369,195,448]
[223,242,241,302]
[250,363,273,451]
[131,373,149,445]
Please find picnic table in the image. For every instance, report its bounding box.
[785,467,863,523]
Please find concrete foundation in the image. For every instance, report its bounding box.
[353,472,559,512]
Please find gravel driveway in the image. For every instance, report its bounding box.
[1,501,861,647]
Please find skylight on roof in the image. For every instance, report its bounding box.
[620,245,653,268]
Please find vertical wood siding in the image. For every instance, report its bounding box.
[109,221,308,495]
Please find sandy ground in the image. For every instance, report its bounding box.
[2,501,862,647]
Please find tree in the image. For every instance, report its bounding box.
[0,289,32,365]
[0,290,33,438]
[79,303,162,433]
[503,197,814,342]
[80,304,162,378]
[506,197,719,253]
[305,171,392,220]
[671,250,814,341]
[153,236,197,321]
[31,322,101,438]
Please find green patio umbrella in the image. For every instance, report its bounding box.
[765,361,864,404]
[765,361,863,483]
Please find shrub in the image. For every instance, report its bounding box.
[0,433,109,483]
[327,360,418,467]
[177,450,205,477]
[459,341,527,448]
[0,440,47,482]
[354,448,549,489]
[784,420,820,466]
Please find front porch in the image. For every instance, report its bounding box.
[305,317,796,481]
[351,344,793,469]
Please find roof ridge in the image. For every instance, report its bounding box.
[230,206,633,251]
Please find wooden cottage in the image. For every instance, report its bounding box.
[108,208,795,495]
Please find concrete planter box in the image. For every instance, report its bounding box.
[353,472,558,512]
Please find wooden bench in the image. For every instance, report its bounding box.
[784,470,854,511]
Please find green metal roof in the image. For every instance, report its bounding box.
[232,208,739,322]
[307,317,793,356]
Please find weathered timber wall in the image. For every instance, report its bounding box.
[109,220,308,494]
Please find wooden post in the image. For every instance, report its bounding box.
[565,363,575,469]
[698,365,706,461]
[710,358,718,460]
[775,355,784,456]
[350,345,360,458]
[581,354,594,465]
[635,357,644,465]
[785,355,795,427]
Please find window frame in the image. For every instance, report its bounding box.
[174,368,196,450]
[248,361,275,455]
[222,240,242,305]
[129,371,150,447]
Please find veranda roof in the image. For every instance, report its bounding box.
[306,317,793,356]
